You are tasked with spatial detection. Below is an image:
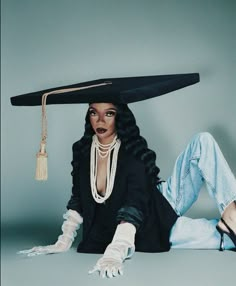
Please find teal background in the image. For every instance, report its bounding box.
[1,1,236,286]
[2,0,236,224]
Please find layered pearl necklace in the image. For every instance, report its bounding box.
[90,135,121,203]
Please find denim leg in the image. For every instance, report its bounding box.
[170,217,235,249]
[158,132,236,249]
[159,132,236,216]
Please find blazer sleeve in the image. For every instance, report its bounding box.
[116,157,150,229]
[66,141,83,215]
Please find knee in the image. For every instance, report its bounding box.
[198,132,214,142]
[191,132,216,148]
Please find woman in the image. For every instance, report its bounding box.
[19,102,236,278]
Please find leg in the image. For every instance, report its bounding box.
[159,132,236,216]
[159,132,236,249]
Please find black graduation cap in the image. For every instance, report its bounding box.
[10,73,200,181]
[10,73,199,106]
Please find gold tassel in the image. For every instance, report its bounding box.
[35,141,48,180]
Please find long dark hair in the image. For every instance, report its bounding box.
[77,104,161,188]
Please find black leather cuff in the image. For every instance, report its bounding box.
[116,206,144,229]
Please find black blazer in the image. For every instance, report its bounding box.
[67,140,178,253]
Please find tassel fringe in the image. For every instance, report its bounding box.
[35,142,48,181]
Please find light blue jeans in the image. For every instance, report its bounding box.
[158,132,236,249]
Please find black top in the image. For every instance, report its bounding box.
[77,203,114,253]
[67,141,178,253]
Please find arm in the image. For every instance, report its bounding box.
[17,209,83,256]
[90,158,149,278]
[116,158,150,229]
[66,141,83,214]
[89,222,136,278]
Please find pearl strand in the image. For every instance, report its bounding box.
[93,135,118,158]
[90,135,121,203]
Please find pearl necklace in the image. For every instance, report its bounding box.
[93,135,118,158]
[90,135,121,203]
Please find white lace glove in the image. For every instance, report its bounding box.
[17,209,83,256]
[89,222,136,278]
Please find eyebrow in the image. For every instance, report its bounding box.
[89,107,117,112]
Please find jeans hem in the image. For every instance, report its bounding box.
[220,196,236,215]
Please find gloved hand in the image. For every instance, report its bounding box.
[89,222,136,278]
[17,209,83,256]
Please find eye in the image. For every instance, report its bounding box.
[105,111,116,117]
[88,109,96,116]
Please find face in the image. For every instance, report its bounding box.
[88,103,117,144]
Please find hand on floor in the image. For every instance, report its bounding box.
[89,257,124,278]
[17,241,69,256]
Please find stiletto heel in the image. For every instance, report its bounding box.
[216,225,225,251]
[216,218,236,251]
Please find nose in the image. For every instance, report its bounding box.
[96,114,105,123]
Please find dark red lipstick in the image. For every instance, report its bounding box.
[96,128,107,134]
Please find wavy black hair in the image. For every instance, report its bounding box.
[77,104,161,188]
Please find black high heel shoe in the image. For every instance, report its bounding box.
[216,218,236,251]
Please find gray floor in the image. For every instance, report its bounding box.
[1,223,235,286]
[2,192,235,286]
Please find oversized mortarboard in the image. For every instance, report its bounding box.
[11,73,200,180]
